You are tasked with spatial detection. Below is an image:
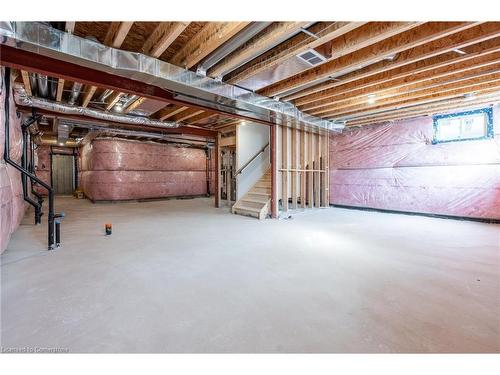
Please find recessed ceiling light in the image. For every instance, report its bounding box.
[367,94,376,104]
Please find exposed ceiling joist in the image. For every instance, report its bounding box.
[172,108,205,122]
[65,22,75,34]
[259,22,481,98]
[225,21,366,84]
[105,91,122,111]
[81,85,97,108]
[207,22,309,78]
[314,70,500,117]
[170,22,251,69]
[123,97,146,114]
[345,94,500,126]
[187,111,218,124]
[296,43,500,109]
[152,106,188,121]
[328,80,500,120]
[56,78,65,102]
[287,24,500,102]
[104,21,134,48]
[142,22,190,58]
[20,70,32,96]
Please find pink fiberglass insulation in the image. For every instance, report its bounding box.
[0,68,26,253]
[80,170,207,201]
[80,138,208,171]
[329,104,500,220]
[79,138,213,201]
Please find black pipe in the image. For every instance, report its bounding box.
[21,114,43,224]
[55,220,61,247]
[3,67,59,250]
[29,133,44,207]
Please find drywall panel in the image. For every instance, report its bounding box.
[236,122,270,200]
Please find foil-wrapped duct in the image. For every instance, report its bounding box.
[13,84,180,129]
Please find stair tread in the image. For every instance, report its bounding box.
[233,205,261,213]
[248,191,270,197]
[241,198,267,206]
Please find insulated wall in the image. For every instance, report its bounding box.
[329,104,500,220]
[0,68,26,253]
[79,138,213,201]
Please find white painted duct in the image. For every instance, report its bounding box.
[13,85,180,128]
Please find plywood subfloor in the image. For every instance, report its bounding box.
[1,197,499,353]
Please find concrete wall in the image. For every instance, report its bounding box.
[0,68,26,253]
[236,122,270,200]
[329,104,500,220]
[78,138,213,201]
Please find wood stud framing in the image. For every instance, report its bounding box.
[277,125,329,212]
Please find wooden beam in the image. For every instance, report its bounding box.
[307,129,313,208]
[104,22,134,48]
[105,91,122,111]
[123,97,146,114]
[170,22,250,69]
[328,80,500,121]
[56,78,65,102]
[346,93,500,126]
[208,22,309,78]
[259,22,481,98]
[226,22,366,84]
[142,22,190,58]
[270,124,278,218]
[291,127,297,209]
[152,105,188,121]
[186,111,217,124]
[20,70,32,96]
[219,135,236,147]
[65,22,76,34]
[281,125,288,212]
[299,51,500,111]
[215,134,221,208]
[171,108,205,122]
[287,26,500,102]
[310,66,500,115]
[81,85,97,108]
[313,132,320,208]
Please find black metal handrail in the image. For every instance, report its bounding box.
[233,142,269,177]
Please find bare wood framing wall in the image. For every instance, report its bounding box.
[277,125,329,212]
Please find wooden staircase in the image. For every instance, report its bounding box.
[231,169,271,220]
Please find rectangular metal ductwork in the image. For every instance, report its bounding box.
[0,22,344,132]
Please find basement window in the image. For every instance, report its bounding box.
[432,107,494,144]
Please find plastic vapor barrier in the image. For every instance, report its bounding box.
[0,68,26,253]
[329,105,500,220]
[79,138,213,201]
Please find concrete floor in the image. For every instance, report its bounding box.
[1,196,499,353]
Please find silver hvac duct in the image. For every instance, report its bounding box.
[37,74,49,98]
[68,82,83,105]
[57,118,212,146]
[49,77,57,100]
[118,94,138,111]
[196,22,272,76]
[57,122,73,144]
[28,73,38,96]
[0,21,344,132]
[13,84,180,128]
